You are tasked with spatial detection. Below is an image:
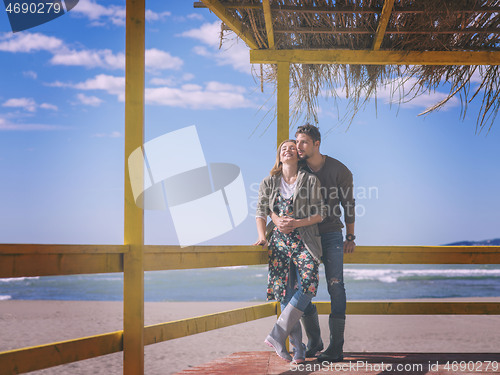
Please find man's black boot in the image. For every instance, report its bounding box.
[317,315,345,363]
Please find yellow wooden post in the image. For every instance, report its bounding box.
[276,62,290,146]
[124,0,145,374]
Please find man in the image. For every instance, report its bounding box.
[273,124,355,362]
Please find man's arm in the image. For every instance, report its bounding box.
[344,222,355,253]
[339,167,356,253]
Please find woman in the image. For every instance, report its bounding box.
[254,139,326,363]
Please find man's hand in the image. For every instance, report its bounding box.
[344,240,356,254]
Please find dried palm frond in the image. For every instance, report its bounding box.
[218,0,500,133]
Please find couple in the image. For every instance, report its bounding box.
[254,124,356,364]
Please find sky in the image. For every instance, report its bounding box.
[0,0,499,248]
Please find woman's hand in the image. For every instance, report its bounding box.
[253,237,268,247]
[273,215,296,234]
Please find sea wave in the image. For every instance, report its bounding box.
[345,268,500,283]
[0,295,12,300]
[0,277,40,283]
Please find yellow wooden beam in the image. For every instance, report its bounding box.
[0,331,122,375]
[1,245,499,277]
[0,244,127,254]
[316,301,500,315]
[124,0,145,374]
[0,253,123,277]
[262,0,275,49]
[144,245,268,271]
[201,0,259,49]
[144,302,278,345]
[250,49,500,65]
[276,62,290,145]
[343,245,500,264]
[372,0,395,50]
[0,244,126,277]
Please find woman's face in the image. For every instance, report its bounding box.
[280,141,298,163]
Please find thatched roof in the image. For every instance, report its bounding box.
[197,0,500,133]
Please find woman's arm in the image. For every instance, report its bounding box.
[274,214,322,233]
[254,178,272,246]
[253,217,268,246]
[272,174,326,234]
[288,214,323,228]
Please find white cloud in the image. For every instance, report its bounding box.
[181,22,220,47]
[23,71,38,79]
[51,48,125,69]
[145,49,183,71]
[192,45,211,57]
[205,81,246,94]
[181,22,252,74]
[0,117,66,131]
[71,0,170,26]
[73,74,125,100]
[150,73,194,86]
[327,76,459,112]
[52,74,125,101]
[187,13,204,21]
[150,77,175,86]
[181,83,203,91]
[145,82,254,109]
[0,32,63,53]
[77,93,103,106]
[145,9,171,22]
[2,98,59,112]
[182,73,195,81]
[374,78,459,110]
[51,48,181,71]
[71,0,126,25]
[93,131,121,138]
[54,73,253,109]
[51,68,255,110]
[40,103,58,111]
[2,98,37,112]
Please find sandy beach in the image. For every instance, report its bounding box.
[1,298,499,374]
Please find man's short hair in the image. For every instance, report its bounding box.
[296,123,321,144]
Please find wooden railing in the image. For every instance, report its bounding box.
[2,244,499,277]
[0,244,499,374]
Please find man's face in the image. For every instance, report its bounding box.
[296,133,318,160]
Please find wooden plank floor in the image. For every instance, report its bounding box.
[175,352,500,374]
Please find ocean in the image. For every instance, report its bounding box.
[1,264,500,302]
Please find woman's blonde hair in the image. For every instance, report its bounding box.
[270,139,297,176]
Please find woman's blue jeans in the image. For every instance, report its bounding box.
[281,261,313,312]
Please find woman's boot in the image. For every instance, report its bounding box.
[265,304,304,362]
[289,322,306,363]
[301,304,324,357]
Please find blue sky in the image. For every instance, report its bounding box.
[0,0,499,247]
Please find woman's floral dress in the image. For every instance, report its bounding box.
[267,193,320,302]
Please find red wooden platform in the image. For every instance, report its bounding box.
[175,351,500,374]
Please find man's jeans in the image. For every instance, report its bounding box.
[303,231,346,319]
